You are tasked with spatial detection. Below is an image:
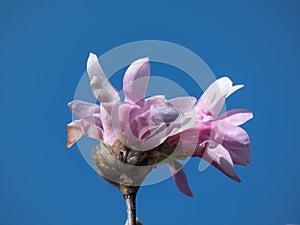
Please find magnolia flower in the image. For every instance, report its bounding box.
[67,53,197,187]
[67,53,253,196]
[67,53,253,225]
[169,77,253,196]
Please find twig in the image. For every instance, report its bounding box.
[123,186,138,225]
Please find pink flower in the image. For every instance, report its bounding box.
[170,77,253,196]
[67,53,253,198]
[67,53,197,151]
[67,54,199,195]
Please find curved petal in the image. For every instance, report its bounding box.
[136,117,195,151]
[66,119,103,148]
[166,107,199,138]
[132,110,153,140]
[226,84,244,98]
[87,53,120,103]
[168,96,196,113]
[68,100,100,118]
[222,141,251,165]
[131,123,167,151]
[142,95,165,113]
[168,163,193,197]
[168,116,198,138]
[136,108,198,151]
[184,121,251,166]
[179,124,211,156]
[201,143,240,182]
[217,109,253,126]
[214,121,250,146]
[123,57,150,106]
[83,113,103,129]
[106,99,195,151]
[195,77,243,118]
[110,102,140,142]
[100,103,118,146]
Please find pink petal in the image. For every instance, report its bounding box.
[137,115,197,151]
[132,123,168,151]
[166,116,198,138]
[169,163,193,197]
[141,95,165,113]
[127,95,197,150]
[68,100,100,118]
[123,57,150,106]
[217,109,253,126]
[66,119,103,148]
[133,110,153,140]
[87,53,120,103]
[214,121,250,146]
[168,96,196,112]
[136,110,199,151]
[179,125,211,155]
[110,102,140,146]
[201,143,240,182]
[83,113,103,129]
[195,77,243,118]
[182,121,251,166]
[100,103,118,146]
[115,102,139,132]
[222,141,251,165]
[129,96,166,142]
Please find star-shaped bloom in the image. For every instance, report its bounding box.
[66,54,253,198]
[67,54,197,149]
[67,53,197,189]
[169,77,253,196]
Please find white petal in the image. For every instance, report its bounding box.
[123,57,150,105]
[195,77,244,118]
[68,100,100,118]
[199,143,240,182]
[217,109,253,126]
[87,53,120,103]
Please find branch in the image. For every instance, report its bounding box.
[123,186,138,225]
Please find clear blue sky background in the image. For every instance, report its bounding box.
[1,1,300,225]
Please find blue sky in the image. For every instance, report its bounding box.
[1,1,300,225]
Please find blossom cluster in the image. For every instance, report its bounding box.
[67,53,253,197]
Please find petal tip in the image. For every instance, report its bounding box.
[138,57,150,62]
[219,76,231,80]
[233,175,241,183]
[88,52,97,59]
[66,123,82,148]
[249,112,254,119]
[131,57,150,66]
[87,53,98,70]
[170,166,194,198]
[185,190,194,198]
[67,101,73,110]
[66,142,73,148]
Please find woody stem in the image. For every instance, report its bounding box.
[123,186,139,225]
